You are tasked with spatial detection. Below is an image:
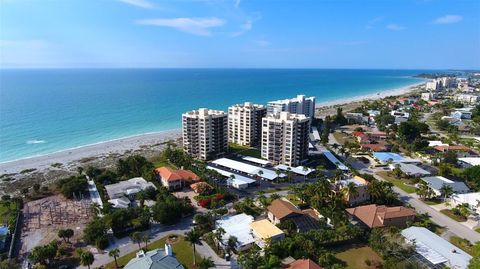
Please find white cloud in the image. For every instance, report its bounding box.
[366,16,384,29]
[254,40,271,47]
[118,0,155,9]
[136,17,225,36]
[386,24,406,31]
[234,0,241,8]
[230,20,253,37]
[433,15,463,24]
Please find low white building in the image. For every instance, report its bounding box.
[215,213,255,251]
[421,176,470,197]
[104,177,156,199]
[207,166,256,189]
[402,226,472,269]
[421,92,437,101]
[459,157,480,168]
[451,192,480,215]
[455,93,480,105]
[389,163,431,177]
[451,108,473,120]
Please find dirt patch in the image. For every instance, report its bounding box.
[20,194,93,254]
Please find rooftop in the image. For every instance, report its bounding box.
[124,248,184,269]
[421,176,470,193]
[402,227,471,269]
[286,258,324,269]
[215,213,255,248]
[267,199,302,220]
[392,163,431,176]
[104,177,156,199]
[211,158,280,180]
[459,157,480,166]
[274,164,315,176]
[155,167,200,182]
[321,150,349,171]
[346,204,415,228]
[206,166,256,186]
[242,156,271,166]
[250,219,284,240]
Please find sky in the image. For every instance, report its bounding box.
[0,0,479,69]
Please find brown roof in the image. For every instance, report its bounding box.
[434,145,470,152]
[190,182,212,193]
[360,144,387,151]
[155,167,201,182]
[267,199,302,220]
[346,204,415,228]
[287,259,324,269]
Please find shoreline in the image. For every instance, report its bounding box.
[0,81,424,175]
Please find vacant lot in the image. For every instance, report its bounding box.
[377,171,416,193]
[335,245,383,269]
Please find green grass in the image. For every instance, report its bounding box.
[262,186,291,194]
[228,143,262,158]
[377,172,416,193]
[450,236,474,255]
[286,194,301,206]
[105,235,201,269]
[335,246,383,269]
[423,199,442,205]
[440,209,467,222]
[0,201,18,223]
[150,155,177,169]
[476,228,480,234]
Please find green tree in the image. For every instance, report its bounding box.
[83,217,108,245]
[198,257,215,269]
[185,229,201,266]
[214,227,226,251]
[80,251,95,269]
[440,184,454,201]
[109,248,120,269]
[130,231,142,250]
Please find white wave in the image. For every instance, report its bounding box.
[26,140,47,144]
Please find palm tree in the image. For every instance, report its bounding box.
[440,184,454,202]
[259,255,282,269]
[214,227,226,251]
[108,248,120,269]
[227,236,238,254]
[142,234,151,250]
[333,169,343,184]
[257,170,264,180]
[198,257,215,269]
[90,203,101,215]
[343,182,358,205]
[185,229,201,266]
[131,231,142,250]
[80,251,94,269]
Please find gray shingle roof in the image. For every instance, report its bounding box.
[124,249,185,269]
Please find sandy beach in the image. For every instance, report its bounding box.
[0,129,181,175]
[0,81,424,191]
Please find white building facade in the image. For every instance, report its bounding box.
[261,112,310,166]
[228,102,266,147]
[267,95,316,118]
[182,108,228,160]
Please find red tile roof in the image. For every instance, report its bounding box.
[352,131,368,138]
[287,259,324,269]
[434,145,470,152]
[346,204,415,228]
[155,167,201,182]
[360,144,387,151]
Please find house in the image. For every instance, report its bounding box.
[451,109,473,120]
[352,131,369,143]
[389,163,431,177]
[459,157,480,168]
[267,199,321,232]
[285,259,324,269]
[105,177,156,199]
[190,182,213,194]
[360,143,390,152]
[345,113,368,124]
[108,196,131,209]
[428,141,448,147]
[372,152,420,165]
[155,167,201,191]
[250,219,285,248]
[451,192,480,215]
[215,213,255,251]
[433,145,473,157]
[390,110,410,124]
[124,245,184,269]
[346,204,415,228]
[207,166,256,189]
[421,176,470,197]
[401,227,472,269]
[335,176,370,205]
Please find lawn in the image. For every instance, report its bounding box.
[150,155,177,169]
[228,143,262,158]
[335,246,383,269]
[377,172,416,193]
[104,235,201,269]
[450,236,474,255]
[0,201,18,223]
[440,209,467,222]
[332,132,354,146]
[476,227,480,234]
[423,199,442,205]
[286,194,301,206]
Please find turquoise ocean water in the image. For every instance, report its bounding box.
[0,69,426,162]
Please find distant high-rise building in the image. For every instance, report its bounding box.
[267,95,316,118]
[182,108,228,160]
[261,112,310,166]
[228,102,267,147]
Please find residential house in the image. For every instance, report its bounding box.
[124,245,184,269]
[104,177,157,208]
[459,157,480,168]
[388,163,431,177]
[335,176,370,205]
[155,167,201,191]
[250,219,285,248]
[421,176,470,197]
[346,204,415,228]
[267,199,321,232]
[284,259,324,269]
[402,227,472,269]
[451,192,480,215]
[433,145,474,158]
[215,213,255,251]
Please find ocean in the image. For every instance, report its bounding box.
[0,69,426,162]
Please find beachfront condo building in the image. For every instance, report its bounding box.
[261,112,310,166]
[182,108,228,160]
[228,102,267,147]
[266,94,316,118]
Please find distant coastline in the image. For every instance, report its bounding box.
[0,80,423,175]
